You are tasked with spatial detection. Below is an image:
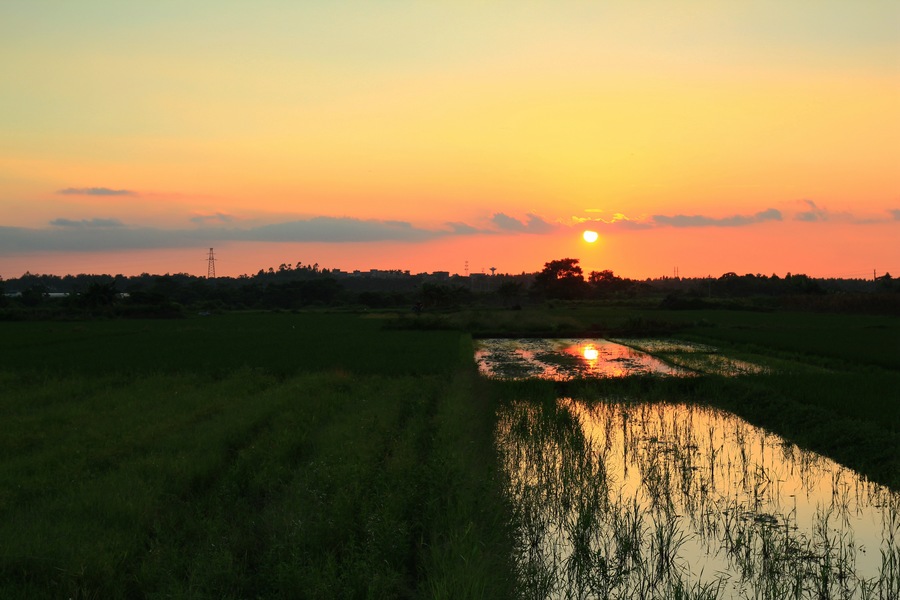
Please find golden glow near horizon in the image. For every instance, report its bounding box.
[0,2,898,278]
[583,230,599,243]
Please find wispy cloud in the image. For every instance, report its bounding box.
[653,208,782,228]
[794,200,829,222]
[246,217,441,243]
[579,208,782,231]
[190,212,235,225]
[582,204,900,231]
[491,212,556,234]
[791,200,895,224]
[49,218,125,228]
[596,213,653,230]
[57,187,136,196]
[445,221,481,235]
[0,215,488,254]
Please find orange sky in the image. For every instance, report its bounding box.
[1,2,898,279]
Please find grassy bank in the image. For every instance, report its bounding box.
[0,314,515,599]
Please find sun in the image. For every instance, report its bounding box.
[582,344,599,361]
[582,230,599,243]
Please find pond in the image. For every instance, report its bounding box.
[475,338,766,379]
[497,398,899,599]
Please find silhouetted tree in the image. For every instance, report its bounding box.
[19,284,48,307]
[532,258,588,299]
[81,281,118,308]
[497,281,524,307]
[419,283,472,309]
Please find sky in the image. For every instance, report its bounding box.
[1,1,898,279]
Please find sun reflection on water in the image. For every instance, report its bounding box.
[475,338,689,380]
[581,344,599,362]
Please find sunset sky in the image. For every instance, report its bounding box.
[1,1,898,279]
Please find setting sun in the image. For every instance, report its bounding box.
[0,3,896,280]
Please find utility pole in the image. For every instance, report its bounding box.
[207,248,216,279]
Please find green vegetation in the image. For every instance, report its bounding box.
[0,313,515,599]
[417,303,900,370]
[1,300,897,596]
[438,303,900,489]
[3,260,899,320]
[0,313,465,377]
[495,395,900,599]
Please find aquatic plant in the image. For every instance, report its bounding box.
[497,398,900,599]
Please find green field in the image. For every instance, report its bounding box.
[0,313,515,599]
[1,307,897,597]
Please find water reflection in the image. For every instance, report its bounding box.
[475,339,687,380]
[614,338,769,376]
[497,399,899,599]
[582,344,600,362]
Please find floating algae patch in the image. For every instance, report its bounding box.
[497,399,899,599]
[475,339,687,380]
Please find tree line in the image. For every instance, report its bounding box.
[1,258,897,319]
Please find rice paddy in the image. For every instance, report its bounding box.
[0,310,895,598]
[475,338,767,379]
[497,397,900,599]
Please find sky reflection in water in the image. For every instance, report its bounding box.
[475,338,688,380]
[497,399,899,599]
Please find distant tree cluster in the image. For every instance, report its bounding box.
[530,258,645,300]
[1,258,897,320]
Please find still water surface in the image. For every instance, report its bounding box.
[482,338,897,598]
[475,338,765,379]
[497,399,899,599]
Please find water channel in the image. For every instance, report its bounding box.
[480,339,899,599]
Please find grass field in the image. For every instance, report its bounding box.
[1,306,897,597]
[0,313,515,599]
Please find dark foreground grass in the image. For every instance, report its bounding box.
[0,312,465,377]
[2,307,897,595]
[0,315,516,599]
